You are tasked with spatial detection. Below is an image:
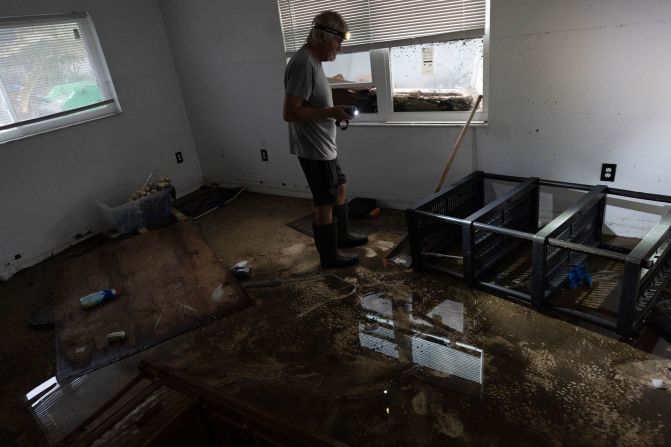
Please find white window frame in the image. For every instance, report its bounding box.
[280,0,489,125]
[328,36,488,126]
[0,12,121,145]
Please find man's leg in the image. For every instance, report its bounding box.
[315,205,333,225]
[314,183,345,224]
[298,157,358,268]
[312,184,344,224]
[312,203,357,267]
[336,183,347,206]
[333,182,368,248]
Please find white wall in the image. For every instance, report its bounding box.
[159,0,671,237]
[159,0,478,206]
[0,0,204,280]
[481,0,671,234]
[159,0,300,196]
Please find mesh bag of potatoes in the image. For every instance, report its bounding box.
[99,175,174,234]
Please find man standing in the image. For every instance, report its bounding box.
[283,10,367,268]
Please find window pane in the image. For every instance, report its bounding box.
[0,19,103,124]
[0,83,14,126]
[323,51,372,84]
[324,51,377,114]
[390,38,483,112]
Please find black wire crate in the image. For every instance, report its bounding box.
[407,171,671,336]
[406,171,488,278]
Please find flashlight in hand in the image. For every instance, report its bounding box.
[336,106,358,130]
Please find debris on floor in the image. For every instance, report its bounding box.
[99,171,175,235]
[106,331,126,343]
[348,197,379,218]
[243,273,357,318]
[651,378,666,389]
[79,288,119,309]
[173,184,246,219]
[390,253,412,267]
[128,174,174,202]
[568,263,593,289]
[614,358,671,392]
[28,303,55,329]
[232,260,252,278]
[385,235,413,267]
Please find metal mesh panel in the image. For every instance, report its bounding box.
[412,175,483,254]
[473,191,536,275]
[570,206,602,245]
[636,236,671,312]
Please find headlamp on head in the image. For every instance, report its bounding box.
[313,24,350,42]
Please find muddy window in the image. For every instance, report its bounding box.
[278,0,487,124]
[390,38,483,113]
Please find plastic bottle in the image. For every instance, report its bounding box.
[80,288,119,309]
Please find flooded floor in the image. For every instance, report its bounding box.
[2,192,671,446]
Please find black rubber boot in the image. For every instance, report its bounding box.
[312,222,359,268]
[333,204,368,248]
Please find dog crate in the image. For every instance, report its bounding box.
[407,171,671,337]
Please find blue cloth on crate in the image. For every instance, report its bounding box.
[568,264,593,288]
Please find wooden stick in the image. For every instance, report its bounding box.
[434,94,483,193]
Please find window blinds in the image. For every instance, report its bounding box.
[278,0,486,54]
[0,12,115,130]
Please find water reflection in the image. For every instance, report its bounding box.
[24,361,139,444]
[26,374,95,437]
[359,292,483,385]
[426,299,464,333]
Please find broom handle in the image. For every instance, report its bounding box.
[434,94,483,193]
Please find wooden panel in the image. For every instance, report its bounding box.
[54,222,251,381]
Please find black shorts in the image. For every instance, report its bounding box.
[298,157,347,206]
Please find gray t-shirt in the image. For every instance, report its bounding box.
[284,46,337,160]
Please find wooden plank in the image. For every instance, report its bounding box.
[54,222,251,381]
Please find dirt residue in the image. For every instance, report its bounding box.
[435,409,464,438]
[614,359,671,391]
[412,390,428,415]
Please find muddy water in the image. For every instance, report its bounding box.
[19,194,671,445]
[126,268,670,446]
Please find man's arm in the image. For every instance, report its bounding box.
[283,93,350,123]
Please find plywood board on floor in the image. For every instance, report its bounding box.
[54,222,251,381]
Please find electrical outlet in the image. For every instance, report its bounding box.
[260,149,268,161]
[175,151,183,164]
[600,163,616,182]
